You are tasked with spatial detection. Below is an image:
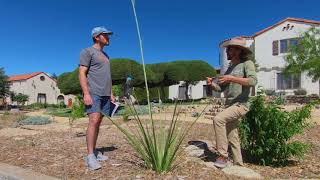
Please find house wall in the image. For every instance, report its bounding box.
[218,20,320,95]
[169,83,180,100]
[254,21,320,95]
[10,73,64,104]
[169,81,220,100]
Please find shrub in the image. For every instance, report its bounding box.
[12,93,29,105]
[257,85,265,95]
[116,106,132,117]
[122,106,132,122]
[47,109,72,117]
[265,89,276,96]
[162,99,173,103]
[70,96,85,120]
[16,116,52,127]
[23,103,47,110]
[272,91,286,105]
[116,105,150,121]
[240,96,317,166]
[108,102,207,172]
[294,89,307,96]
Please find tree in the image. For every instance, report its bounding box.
[147,63,172,86]
[57,69,81,95]
[0,67,10,98]
[57,58,161,95]
[12,93,29,105]
[284,27,320,80]
[111,58,160,87]
[147,62,176,101]
[57,59,216,100]
[165,60,216,100]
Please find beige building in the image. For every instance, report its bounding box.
[8,72,75,105]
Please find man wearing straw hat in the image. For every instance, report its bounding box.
[207,37,257,168]
[79,26,115,170]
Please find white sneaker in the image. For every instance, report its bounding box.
[85,154,101,170]
[94,150,108,161]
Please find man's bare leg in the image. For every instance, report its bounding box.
[93,116,103,150]
[87,112,101,154]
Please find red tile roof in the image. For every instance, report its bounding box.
[8,72,43,81]
[7,72,57,82]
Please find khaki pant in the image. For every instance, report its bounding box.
[213,103,249,165]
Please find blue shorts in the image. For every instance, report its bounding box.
[85,94,111,116]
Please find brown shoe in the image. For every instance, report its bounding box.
[214,156,228,168]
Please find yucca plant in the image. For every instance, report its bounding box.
[104,0,208,173]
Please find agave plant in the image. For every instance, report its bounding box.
[105,0,208,173]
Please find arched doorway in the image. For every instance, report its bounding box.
[57,95,65,105]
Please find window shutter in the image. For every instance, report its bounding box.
[272,40,279,56]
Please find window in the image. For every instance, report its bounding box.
[40,76,45,81]
[280,40,288,53]
[279,38,300,54]
[289,39,299,46]
[37,93,47,104]
[277,73,300,90]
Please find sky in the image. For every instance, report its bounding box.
[1,0,320,76]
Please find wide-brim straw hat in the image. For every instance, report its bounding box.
[222,37,253,54]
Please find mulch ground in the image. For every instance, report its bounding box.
[0,117,319,179]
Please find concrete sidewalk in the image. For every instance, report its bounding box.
[0,162,59,180]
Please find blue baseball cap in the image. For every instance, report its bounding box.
[91,26,113,37]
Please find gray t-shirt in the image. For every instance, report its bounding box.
[79,47,112,96]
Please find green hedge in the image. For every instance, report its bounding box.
[133,86,169,103]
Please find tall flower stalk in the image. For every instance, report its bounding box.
[106,0,208,173]
[131,0,152,120]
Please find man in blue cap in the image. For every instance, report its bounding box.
[79,26,115,170]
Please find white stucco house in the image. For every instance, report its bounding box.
[169,17,320,100]
[169,70,221,100]
[8,72,75,106]
[220,17,320,95]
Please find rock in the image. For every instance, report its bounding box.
[199,140,214,149]
[177,175,187,180]
[185,145,198,151]
[185,145,204,157]
[222,165,262,179]
[14,137,25,141]
[201,161,217,169]
[188,149,204,157]
[135,174,143,179]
